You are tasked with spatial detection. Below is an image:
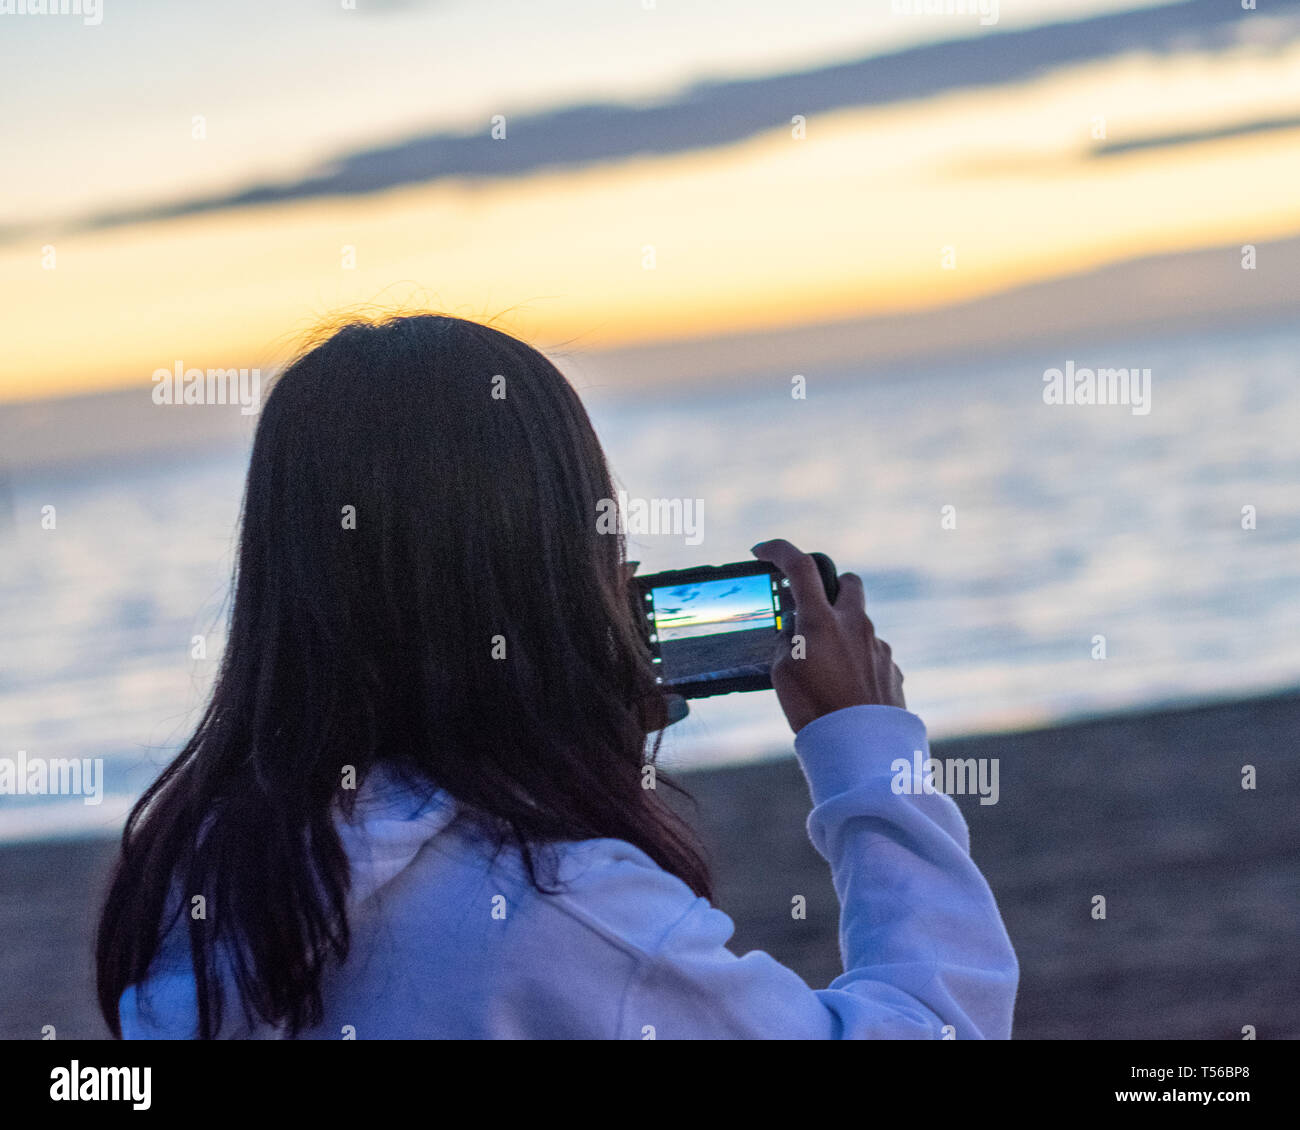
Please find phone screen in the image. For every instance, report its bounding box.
[642,569,784,689]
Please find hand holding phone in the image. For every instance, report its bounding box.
[751,539,906,734]
[630,542,902,732]
[632,552,836,699]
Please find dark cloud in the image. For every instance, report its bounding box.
[5,0,1293,246]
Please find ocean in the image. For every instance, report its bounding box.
[3,322,1298,841]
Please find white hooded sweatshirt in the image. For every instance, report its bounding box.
[119,705,1019,1039]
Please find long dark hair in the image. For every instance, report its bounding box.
[96,314,711,1038]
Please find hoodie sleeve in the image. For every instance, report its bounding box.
[616,705,1019,1039]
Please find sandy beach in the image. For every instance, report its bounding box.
[2,691,1296,1040]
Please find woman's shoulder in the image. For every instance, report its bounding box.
[539,837,708,961]
[340,768,713,964]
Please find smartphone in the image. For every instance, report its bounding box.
[632,553,839,699]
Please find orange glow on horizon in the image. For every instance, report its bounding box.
[5,44,1300,403]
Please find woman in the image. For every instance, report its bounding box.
[97,314,1018,1039]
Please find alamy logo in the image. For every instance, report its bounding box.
[50,1062,151,1110]
[0,0,102,25]
[0,751,103,804]
[595,491,704,546]
[152,361,261,415]
[891,750,1000,805]
[1042,361,1151,415]
[891,0,998,26]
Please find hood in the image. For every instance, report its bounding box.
[336,765,459,908]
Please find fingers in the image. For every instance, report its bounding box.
[751,539,833,624]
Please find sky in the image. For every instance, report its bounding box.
[3,0,1300,401]
[2,0,1174,219]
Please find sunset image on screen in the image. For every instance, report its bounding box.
[650,573,780,685]
[650,574,778,641]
